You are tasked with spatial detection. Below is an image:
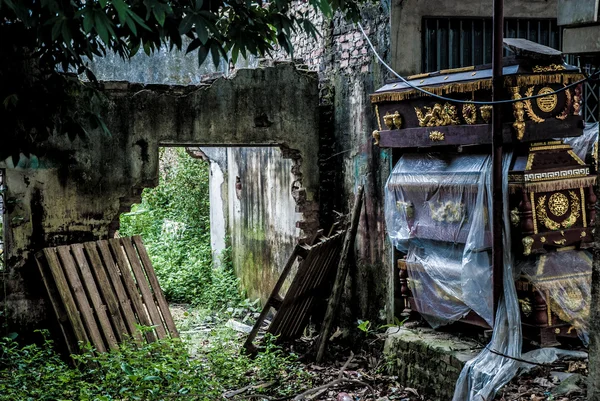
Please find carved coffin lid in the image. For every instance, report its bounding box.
[371,56,584,148]
[508,140,596,193]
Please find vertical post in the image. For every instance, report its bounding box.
[491,0,504,322]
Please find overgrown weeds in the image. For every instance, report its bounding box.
[0,325,315,400]
[119,148,241,309]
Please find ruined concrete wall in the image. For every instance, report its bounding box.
[226,147,301,302]
[273,2,393,323]
[0,64,319,334]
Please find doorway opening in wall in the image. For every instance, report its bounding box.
[118,147,241,312]
[117,145,302,321]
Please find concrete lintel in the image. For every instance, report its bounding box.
[563,25,600,54]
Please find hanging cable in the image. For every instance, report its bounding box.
[357,22,599,105]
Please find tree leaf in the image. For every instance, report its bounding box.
[178,14,194,35]
[111,0,128,24]
[186,38,201,54]
[197,44,209,65]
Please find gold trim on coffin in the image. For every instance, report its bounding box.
[370,73,585,103]
[415,103,460,127]
[535,191,581,231]
[511,87,526,140]
[524,86,546,123]
[462,103,477,124]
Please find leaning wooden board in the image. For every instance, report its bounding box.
[35,235,178,354]
[244,229,345,352]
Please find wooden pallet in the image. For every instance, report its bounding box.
[244,229,345,352]
[35,235,178,354]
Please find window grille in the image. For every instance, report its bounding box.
[422,18,561,73]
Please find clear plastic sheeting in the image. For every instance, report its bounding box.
[519,348,588,374]
[453,153,522,401]
[518,250,592,344]
[564,122,598,164]
[385,153,493,327]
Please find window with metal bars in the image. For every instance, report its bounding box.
[422,18,561,73]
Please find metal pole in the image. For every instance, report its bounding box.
[491,0,504,323]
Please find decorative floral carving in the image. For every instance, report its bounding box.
[573,84,582,116]
[392,111,402,129]
[556,86,572,121]
[415,103,460,127]
[510,208,520,227]
[462,103,477,124]
[536,87,558,113]
[383,113,394,130]
[524,86,546,123]
[480,105,492,123]
[372,130,380,145]
[428,201,465,223]
[523,236,534,256]
[429,131,445,142]
[536,191,581,231]
[519,298,532,317]
[396,201,414,218]
[532,64,567,73]
[511,87,526,140]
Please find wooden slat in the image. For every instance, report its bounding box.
[244,244,304,352]
[97,241,143,342]
[120,237,167,339]
[71,244,118,350]
[132,236,178,338]
[108,238,156,343]
[35,253,79,355]
[56,246,106,353]
[84,242,130,342]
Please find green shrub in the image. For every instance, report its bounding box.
[119,148,240,308]
[0,329,314,400]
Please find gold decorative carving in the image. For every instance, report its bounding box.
[581,231,587,238]
[462,103,477,124]
[429,131,445,142]
[556,86,572,121]
[532,64,567,73]
[383,111,402,130]
[510,208,520,227]
[396,201,414,218]
[548,193,569,217]
[540,236,547,243]
[536,191,581,231]
[519,298,532,317]
[581,187,588,228]
[428,201,465,223]
[573,84,582,116]
[524,86,545,123]
[375,105,382,131]
[554,239,567,245]
[415,103,460,127]
[480,105,492,123]
[372,130,380,145]
[392,111,402,129]
[511,87,526,140]
[526,153,535,171]
[383,113,394,130]
[536,87,558,113]
[555,328,561,334]
[523,236,534,256]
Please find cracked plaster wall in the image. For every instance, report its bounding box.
[0,63,319,335]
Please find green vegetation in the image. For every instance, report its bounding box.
[0,326,314,400]
[1,0,363,161]
[120,148,240,308]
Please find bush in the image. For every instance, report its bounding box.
[119,148,240,308]
[0,329,314,400]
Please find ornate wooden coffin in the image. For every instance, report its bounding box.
[386,153,491,245]
[371,61,584,148]
[515,250,591,346]
[508,141,597,256]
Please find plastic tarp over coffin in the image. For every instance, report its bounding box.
[385,153,493,327]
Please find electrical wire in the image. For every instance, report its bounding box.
[357,22,600,105]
